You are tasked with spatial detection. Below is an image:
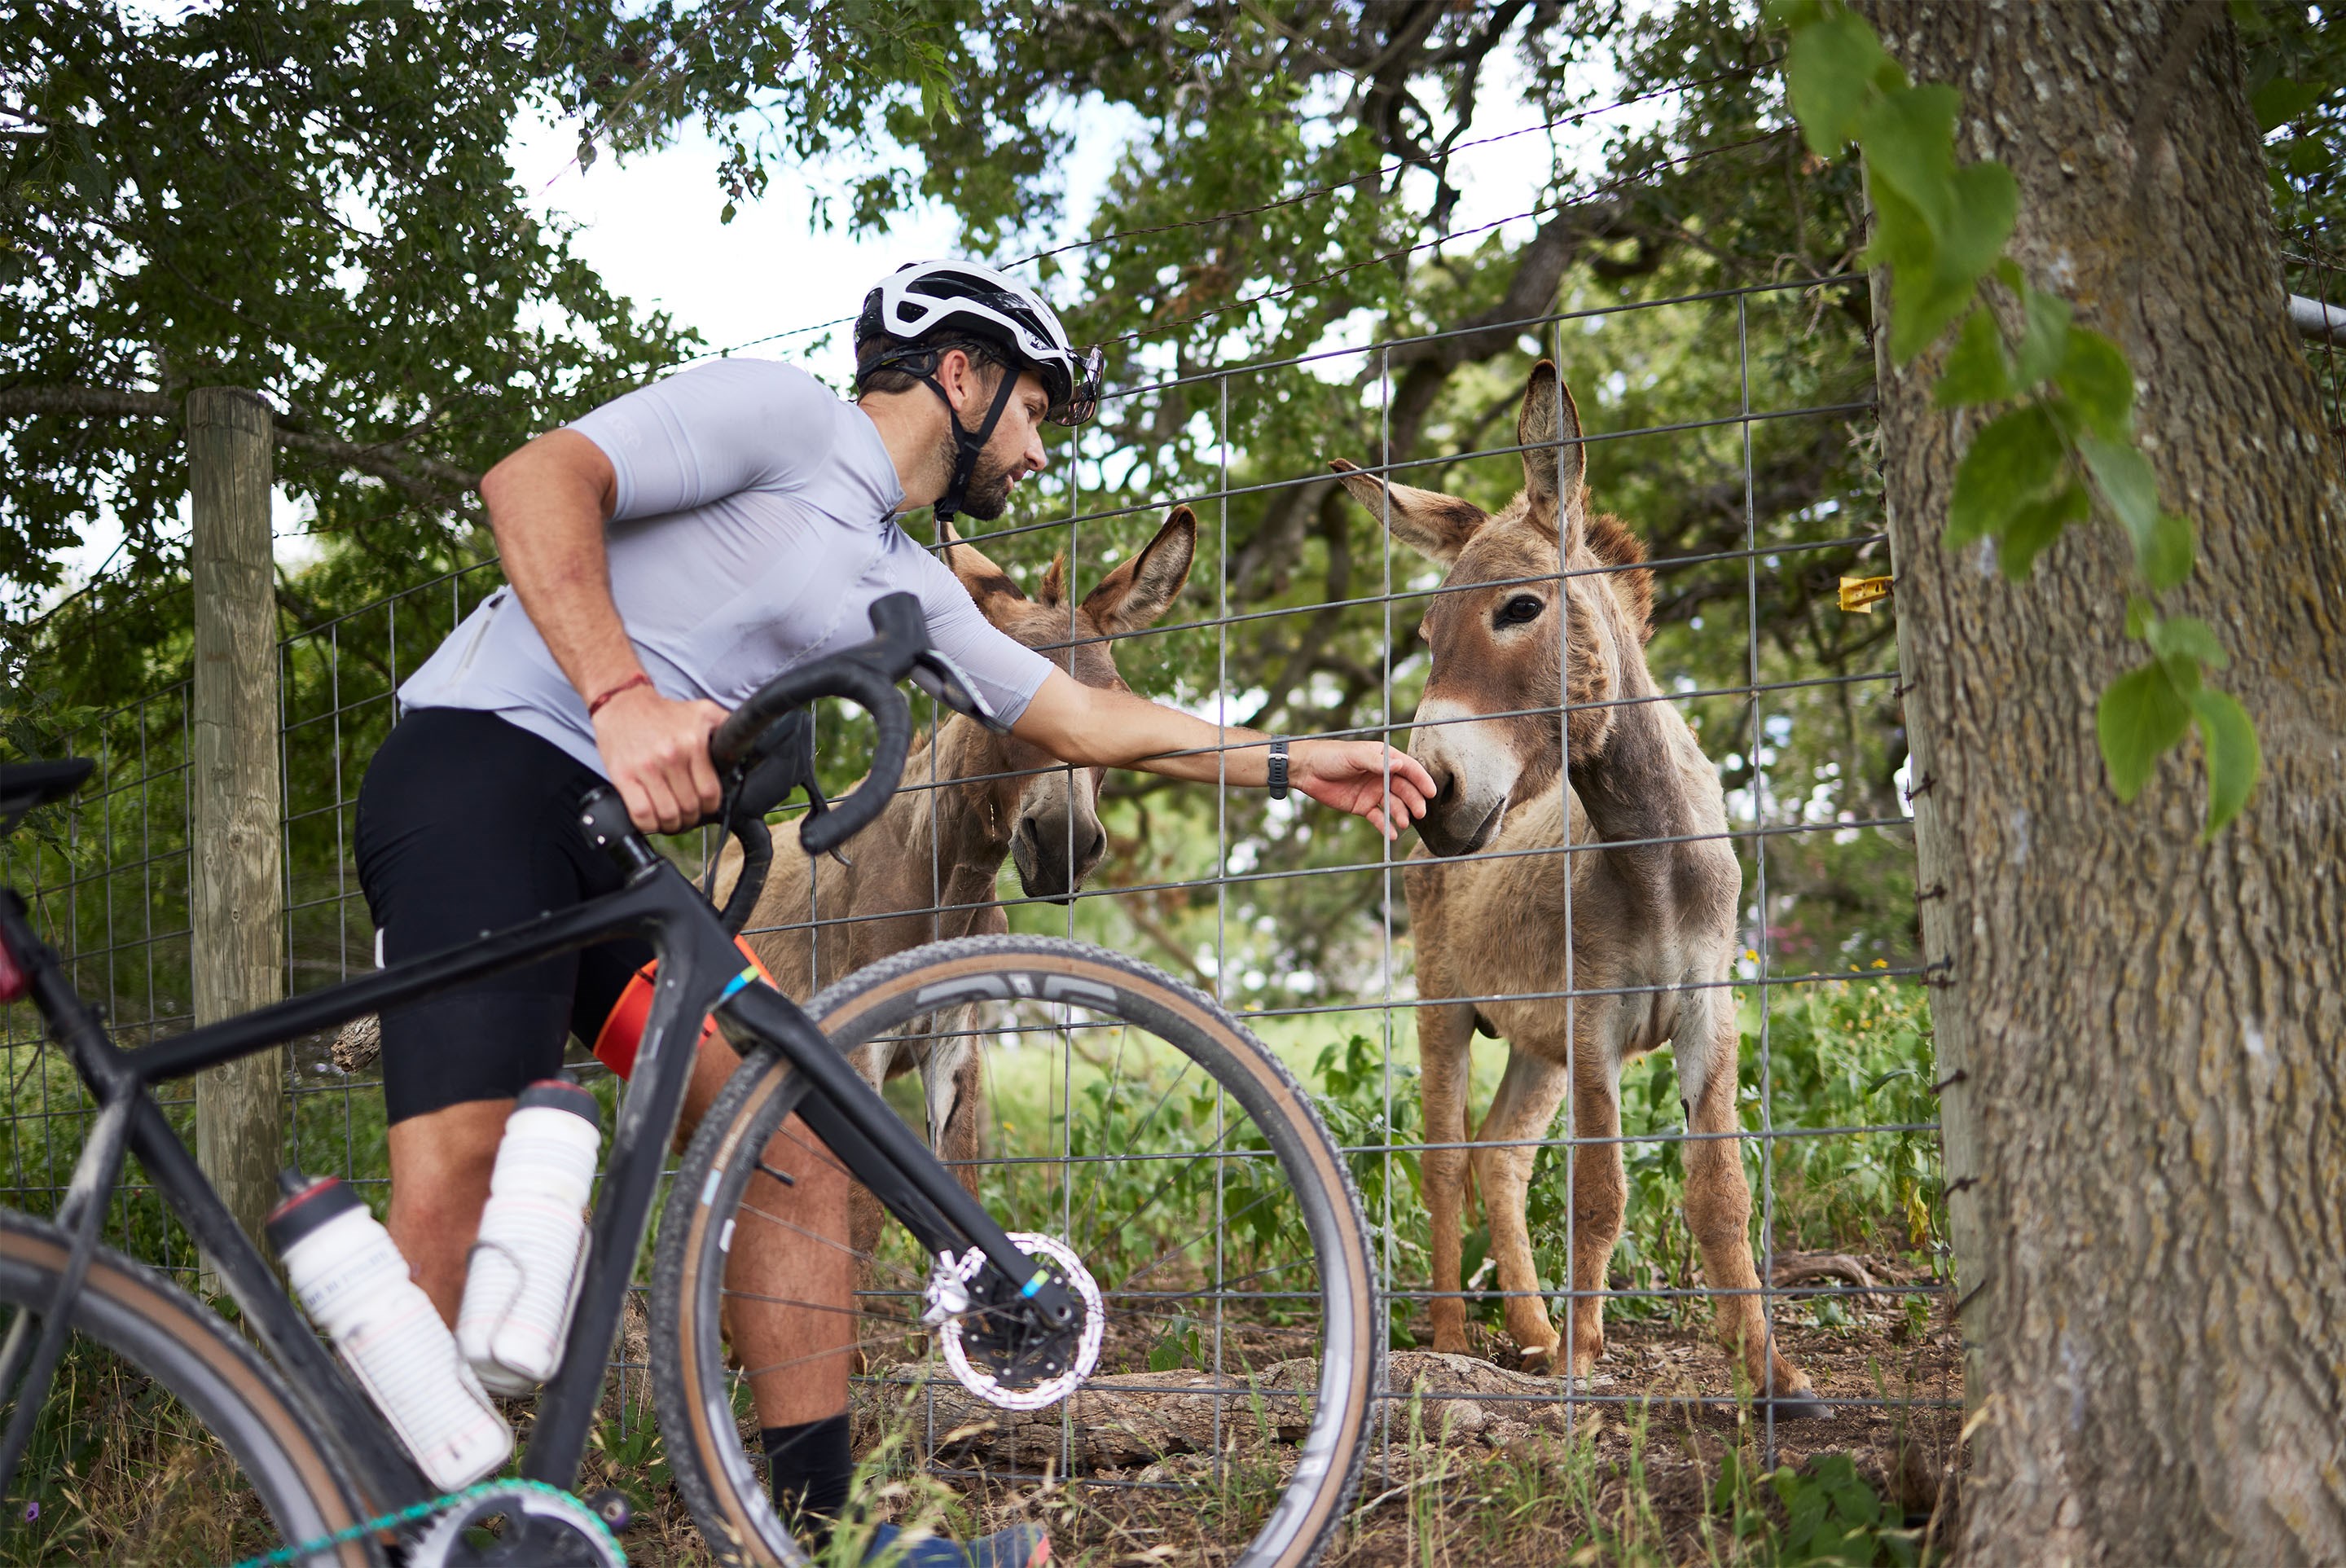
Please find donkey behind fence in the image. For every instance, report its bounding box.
[718,507,1197,1246]
[1332,363,1820,1412]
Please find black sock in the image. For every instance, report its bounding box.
[763,1413,853,1545]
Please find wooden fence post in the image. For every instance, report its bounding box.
[187,387,283,1294]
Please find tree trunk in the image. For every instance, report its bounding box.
[1862,5,2346,1565]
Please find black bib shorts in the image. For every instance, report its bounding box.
[354,707,653,1124]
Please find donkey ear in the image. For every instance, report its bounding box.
[941,520,1030,621]
[1516,360,1586,514]
[1328,459,1487,564]
[1081,505,1197,635]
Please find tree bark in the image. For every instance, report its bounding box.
[187,387,287,1293]
[1862,5,2346,1564]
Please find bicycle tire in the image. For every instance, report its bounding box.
[654,934,1377,1568]
[0,1207,380,1566]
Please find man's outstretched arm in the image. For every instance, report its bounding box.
[1013,671,1435,839]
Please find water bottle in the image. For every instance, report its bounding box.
[266,1170,512,1491]
[456,1079,601,1393]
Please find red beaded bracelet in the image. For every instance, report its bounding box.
[586,673,654,718]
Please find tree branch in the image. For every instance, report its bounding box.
[0,384,481,500]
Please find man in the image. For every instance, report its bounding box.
[356,259,1432,1563]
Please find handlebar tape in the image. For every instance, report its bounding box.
[706,593,929,859]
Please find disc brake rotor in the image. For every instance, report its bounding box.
[925,1232,1103,1410]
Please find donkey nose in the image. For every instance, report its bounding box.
[1426,761,1458,809]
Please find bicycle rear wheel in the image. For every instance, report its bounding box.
[0,1208,379,1566]
[654,935,1377,1568]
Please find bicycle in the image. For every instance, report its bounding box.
[0,594,1379,1566]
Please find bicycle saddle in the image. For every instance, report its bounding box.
[0,759,94,828]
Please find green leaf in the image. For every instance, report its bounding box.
[2098,659,2193,802]
[1856,84,1961,233]
[1786,12,1896,156]
[1868,178,1983,362]
[2125,595,2154,639]
[1711,1448,1745,1513]
[1935,160,2019,298]
[2146,613,2228,670]
[2077,434,2160,547]
[1935,309,2014,405]
[1997,480,2088,578]
[2012,287,2073,389]
[2054,327,2135,440]
[1946,406,2067,547]
[2251,78,2322,132]
[2189,687,2260,836]
[2142,510,2196,591]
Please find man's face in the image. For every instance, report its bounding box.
[949,362,1050,521]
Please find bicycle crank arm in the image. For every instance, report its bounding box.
[715,983,1081,1329]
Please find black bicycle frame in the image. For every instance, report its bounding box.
[0,785,1070,1535]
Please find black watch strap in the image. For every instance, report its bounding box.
[1267,739,1289,800]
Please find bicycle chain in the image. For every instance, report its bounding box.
[222,1477,624,1568]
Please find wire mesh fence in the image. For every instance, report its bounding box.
[0,266,1956,1535]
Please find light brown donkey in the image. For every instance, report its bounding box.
[717,507,1197,1243]
[1331,363,1819,1412]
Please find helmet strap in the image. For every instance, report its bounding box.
[913,360,1021,525]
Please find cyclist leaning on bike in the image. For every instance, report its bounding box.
[358,259,1433,1565]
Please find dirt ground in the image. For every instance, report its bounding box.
[594,1255,1965,1566]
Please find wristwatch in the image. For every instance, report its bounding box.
[1267,739,1289,801]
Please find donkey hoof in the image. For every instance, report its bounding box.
[1758,1389,1831,1421]
[1516,1345,1558,1374]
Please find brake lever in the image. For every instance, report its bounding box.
[798,775,854,867]
[909,650,1008,734]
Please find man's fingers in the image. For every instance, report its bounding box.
[617,777,659,834]
[640,770,688,835]
[684,741,723,816]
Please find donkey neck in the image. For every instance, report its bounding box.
[1565,657,1693,852]
[877,717,1018,895]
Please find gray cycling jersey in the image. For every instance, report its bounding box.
[398,358,1054,776]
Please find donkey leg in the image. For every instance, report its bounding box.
[1474,1048,1572,1368]
[1678,1001,1821,1413]
[922,1004,986,1201]
[1417,1000,1478,1355]
[1564,1053,1628,1381]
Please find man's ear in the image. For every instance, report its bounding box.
[942,520,1030,618]
[1329,459,1488,565]
[1079,506,1197,635]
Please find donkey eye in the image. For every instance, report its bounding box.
[1497,595,1544,626]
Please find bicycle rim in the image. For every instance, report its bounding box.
[656,935,1377,1568]
[0,1210,378,1567]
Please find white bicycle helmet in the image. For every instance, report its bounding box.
[854,260,1105,522]
[854,259,1103,426]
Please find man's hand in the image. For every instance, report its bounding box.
[592,683,727,832]
[1290,740,1436,840]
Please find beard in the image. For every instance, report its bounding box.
[942,436,1021,520]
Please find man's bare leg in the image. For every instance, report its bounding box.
[386,1098,514,1324]
[680,1030,854,1427]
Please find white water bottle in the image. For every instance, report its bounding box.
[456,1079,600,1394]
[266,1171,512,1491]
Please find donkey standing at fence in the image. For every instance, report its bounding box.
[716,507,1197,1244]
[1330,362,1818,1410]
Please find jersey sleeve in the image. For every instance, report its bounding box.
[567,360,840,522]
[909,551,1055,728]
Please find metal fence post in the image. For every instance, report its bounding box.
[187,386,284,1293]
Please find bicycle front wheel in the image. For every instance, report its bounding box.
[0,1207,380,1566]
[655,935,1377,1568]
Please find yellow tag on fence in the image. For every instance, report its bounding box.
[1839,575,1893,613]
